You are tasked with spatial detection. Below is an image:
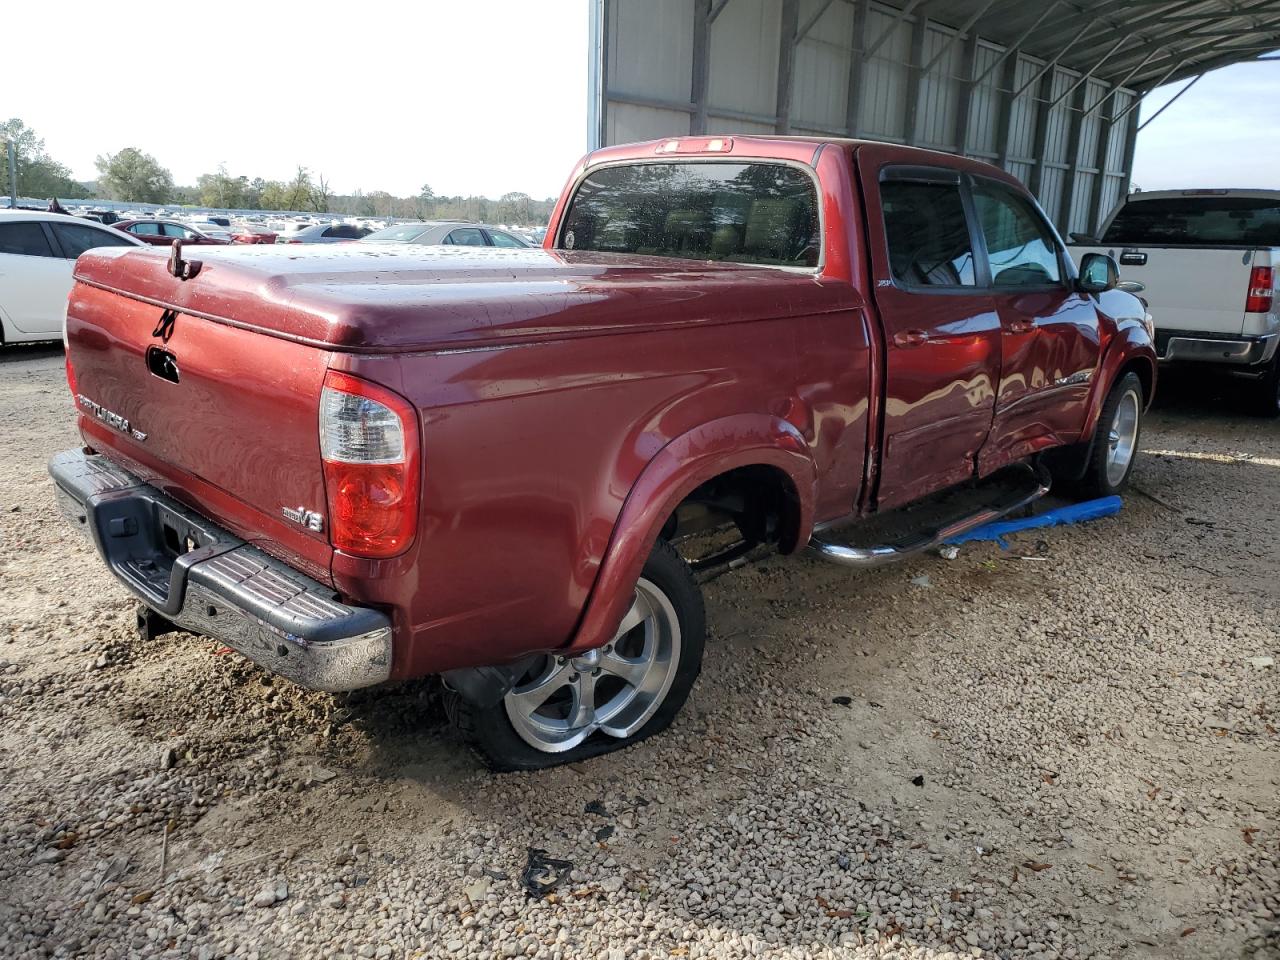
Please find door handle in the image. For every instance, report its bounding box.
[893,329,930,348]
[1007,320,1036,335]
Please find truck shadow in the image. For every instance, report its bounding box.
[0,341,62,363]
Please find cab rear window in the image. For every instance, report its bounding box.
[559,161,820,268]
[1103,196,1280,246]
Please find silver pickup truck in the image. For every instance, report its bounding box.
[1073,189,1279,415]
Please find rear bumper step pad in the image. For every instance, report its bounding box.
[49,448,391,691]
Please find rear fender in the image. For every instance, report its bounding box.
[562,414,816,655]
[1081,321,1157,442]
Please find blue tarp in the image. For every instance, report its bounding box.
[945,496,1123,549]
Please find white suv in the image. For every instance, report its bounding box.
[0,210,144,344]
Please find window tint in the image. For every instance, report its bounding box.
[160,222,188,238]
[559,161,820,267]
[0,222,56,258]
[130,222,163,236]
[487,229,526,248]
[323,224,362,239]
[1102,195,1280,246]
[881,181,976,287]
[51,223,136,258]
[445,227,487,246]
[972,182,1062,287]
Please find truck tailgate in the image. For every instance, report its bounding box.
[1074,245,1252,335]
[66,264,336,584]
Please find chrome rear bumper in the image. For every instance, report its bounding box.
[1158,332,1278,366]
[49,449,391,692]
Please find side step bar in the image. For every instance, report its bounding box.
[809,465,1051,569]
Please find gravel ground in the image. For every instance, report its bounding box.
[1,344,1277,960]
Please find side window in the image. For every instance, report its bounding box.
[486,230,525,248]
[321,226,339,238]
[0,222,57,258]
[445,227,486,246]
[972,182,1062,287]
[131,222,163,236]
[160,222,188,238]
[881,180,976,287]
[50,223,136,258]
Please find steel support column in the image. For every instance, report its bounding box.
[691,0,712,135]
[952,27,981,154]
[902,11,930,145]
[995,52,1022,169]
[1055,81,1090,232]
[845,0,871,136]
[775,0,800,133]
[1028,69,1057,198]
[1086,87,1119,236]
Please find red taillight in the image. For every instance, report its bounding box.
[1246,266,1274,314]
[319,370,419,559]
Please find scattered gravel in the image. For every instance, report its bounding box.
[1,346,1277,959]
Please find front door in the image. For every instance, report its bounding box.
[861,161,1003,511]
[969,178,1100,472]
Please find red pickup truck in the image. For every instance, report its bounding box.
[52,136,1155,769]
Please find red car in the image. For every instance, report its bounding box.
[230,225,278,245]
[114,219,230,246]
[53,136,1155,770]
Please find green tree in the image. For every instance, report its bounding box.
[94,147,174,203]
[197,164,251,208]
[0,118,81,200]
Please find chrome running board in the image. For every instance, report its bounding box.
[809,465,1050,569]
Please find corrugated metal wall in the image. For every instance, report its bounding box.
[594,0,1142,236]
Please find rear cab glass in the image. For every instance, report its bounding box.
[558,160,820,268]
[1103,195,1280,246]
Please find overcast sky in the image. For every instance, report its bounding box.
[7,0,591,200]
[6,1,1277,198]
[1133,59,1280,190]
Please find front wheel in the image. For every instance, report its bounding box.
[448,539,706,771]
[1075,371,1144,499]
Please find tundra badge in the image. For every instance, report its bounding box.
[77,395,147,441]
[282,505,324,532]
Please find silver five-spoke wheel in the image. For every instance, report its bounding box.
[1104,386,1141,487]
[504,577,682,753]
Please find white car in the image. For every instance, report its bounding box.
[0,210,144,344]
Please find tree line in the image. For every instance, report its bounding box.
[2,119,555,225]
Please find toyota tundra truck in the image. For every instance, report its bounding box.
[51,137,1156,769]
[1073,188,1280,415]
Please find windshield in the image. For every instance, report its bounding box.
[1102,195,1280,246]
[361,223,431,242]
[558,161,820,267]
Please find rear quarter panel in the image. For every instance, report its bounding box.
[336,293,870,679]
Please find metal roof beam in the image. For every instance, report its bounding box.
[969,1,1062,87]
[845,0,871,135]
[863,0,929,60]
[1010,21,1094,99]
[797,0,838,41]
[918,0,1001,76]
[1079,47,1164,115]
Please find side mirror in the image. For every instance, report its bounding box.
[1077,252,1119,294]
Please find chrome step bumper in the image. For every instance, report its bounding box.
[49,448,392,692]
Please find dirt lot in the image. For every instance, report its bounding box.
[1,343,1276,960]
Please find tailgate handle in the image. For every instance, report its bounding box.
[146,346,180,384]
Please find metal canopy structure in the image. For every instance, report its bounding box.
[588,0,1278,236]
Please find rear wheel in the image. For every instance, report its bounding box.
[1074,371,1144,499]
[448,540,705,771]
